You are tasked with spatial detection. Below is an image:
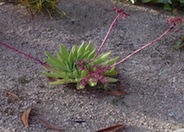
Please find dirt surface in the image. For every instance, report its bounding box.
[0,0,184,132]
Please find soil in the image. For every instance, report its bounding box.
[0,0,184,132]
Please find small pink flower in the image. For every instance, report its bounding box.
[167,17,183,25]
[79,64,112,87]
[113,8,130,18]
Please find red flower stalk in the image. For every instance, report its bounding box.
[0,41,45,65]
[94,8,129,58]
[112,17,183,67]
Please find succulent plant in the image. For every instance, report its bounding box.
[43,42,118,89]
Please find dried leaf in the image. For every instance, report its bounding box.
[96,124,126,132]
[4,89,20,100]
[20,108,32,128]
[105,90,127,96]
[38,117,63,131]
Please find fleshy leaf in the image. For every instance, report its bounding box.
[49,79,68,85]
[108,77,118,83]
[88,79,97,87]
[102,57,119,66]
[77,42,86,59]
[87,49,96,59]
[93,52,111,65]
[104,67,118,76]
[59,45,69,60]
[81,70,87,78]
[77,83,85,90]
[42,72,66,79]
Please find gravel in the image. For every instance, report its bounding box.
[0,0,184,132]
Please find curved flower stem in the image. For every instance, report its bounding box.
[113,24,175,67]
[94,8,129,58]
[94,13,122,58]
[0,41,45,65]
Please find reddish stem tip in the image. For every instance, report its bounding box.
[113,7,130,18]
[167,17,183,25]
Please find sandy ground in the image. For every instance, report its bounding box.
[0,0,184,132]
